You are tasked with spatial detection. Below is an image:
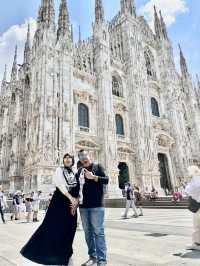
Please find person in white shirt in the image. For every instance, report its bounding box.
[0,187,7,224]
[186,165,200,251]
[32,191,42,222]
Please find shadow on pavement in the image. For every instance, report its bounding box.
[181,250,200,259]
[173,250,200,259]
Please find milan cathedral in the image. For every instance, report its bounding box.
[0,0,200,196]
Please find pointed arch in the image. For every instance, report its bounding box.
[151,97,160,117]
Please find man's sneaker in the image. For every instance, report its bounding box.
[121,215,128,219]
[131,214,139,218]
[97,263,107,266]
[81,257,97,266]
[186,243,200,251]
[139,213,143,216]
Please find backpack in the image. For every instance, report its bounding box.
[188,196,200,213]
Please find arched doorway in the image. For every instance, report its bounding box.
[158,153,172,195]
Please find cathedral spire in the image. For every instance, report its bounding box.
[78,25,81,44]
[57,0,70,40]
[71,24,73,43]
[24,24,31,64]
[159,10,168,39]
[2,65,7,84]
[95,0,105,24]
[39,0,55,28]
[196,74,200,89]
[154,6,161,39]
[1,64,7,91]
[11,46,18,81]
[179,44,189,78]
[121,0,136,17]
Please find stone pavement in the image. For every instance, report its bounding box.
[0,208,200,266]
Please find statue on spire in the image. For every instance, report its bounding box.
[154,6,162,39]
[38,0,55,28]
[57,0,70,40]
[159,10,168,40]
[24,24,31,64]
[179,44,189,78]
[121,0,136,17]
[95,0,105,24]
[1,65,7,91]
[11,46,18,81]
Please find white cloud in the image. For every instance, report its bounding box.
[138,0,189,30]
[0,18,36,84]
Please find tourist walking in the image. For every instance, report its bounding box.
[11,191,22,220]
[77,150,109,266]
[186,165,200,251]
[25,194,33,223]
[122,183,138,219]
[134,185,143,216]
[20,153,80,265]
[0,187,7,224]
[32,191,42,222]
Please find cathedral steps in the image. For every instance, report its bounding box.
[105,197,188,209]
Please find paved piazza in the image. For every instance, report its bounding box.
[0,209,200,266]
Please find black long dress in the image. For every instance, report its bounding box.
[20,169,80,265]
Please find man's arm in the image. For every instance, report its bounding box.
[95,164,109,185]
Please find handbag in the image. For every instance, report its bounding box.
[188,196,200,213]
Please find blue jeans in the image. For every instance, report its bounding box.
[79,207,107,263]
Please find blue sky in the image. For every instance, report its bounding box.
[0,0,199,83]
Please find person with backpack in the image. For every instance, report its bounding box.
[186,165,200,251]
[76,150,109,266]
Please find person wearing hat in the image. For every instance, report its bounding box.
[186,165,200,251]
[76,149,109,266]
[20,153,79,266]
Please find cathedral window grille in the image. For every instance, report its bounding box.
[78,103,89,129]
[144,49,156,80]
[151,97,160,117]
[116,114,125,136]
[112,76,123,97]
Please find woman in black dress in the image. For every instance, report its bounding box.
[20,153,80,266]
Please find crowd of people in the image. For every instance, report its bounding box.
[0,154,200,265]
[0,188,53,224]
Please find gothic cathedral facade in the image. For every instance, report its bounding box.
[0,0,200,196]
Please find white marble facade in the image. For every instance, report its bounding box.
[0,0,200,196]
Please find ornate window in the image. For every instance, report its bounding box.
[112,76,123,97]
[78,103,89,129]
[144,48,156,80]
[115,114,124,136]
[151,97,160,117]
